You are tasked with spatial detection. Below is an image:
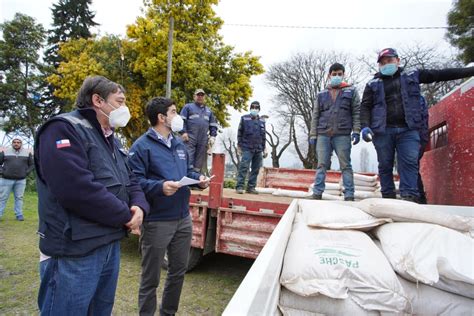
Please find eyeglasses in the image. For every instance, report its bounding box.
[196,93,205,96]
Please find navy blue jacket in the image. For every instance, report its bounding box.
[35,108,149,257]
[128,128,202,221]
[361,66,474,133]
[237,114,266,152]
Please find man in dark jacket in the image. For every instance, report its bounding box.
[309,63,361,201]
[35,76,149,315]
[360,48,474,202]
[235,101,267,194]
[128,97,210,316]
[0,138,34,221]
[180,89,218,172]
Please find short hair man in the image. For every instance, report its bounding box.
[360,48,474,202]
[128,97,210,316]
[35,75,149,314]
[180,89,218,172]
[0,138,34,221]
[235,101,267,194]
[309,63,361,201]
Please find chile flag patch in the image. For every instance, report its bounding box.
[56,139,71,149]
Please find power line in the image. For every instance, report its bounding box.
[224,23,448,30]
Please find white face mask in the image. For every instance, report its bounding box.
[103,102,131,128]
[168,115,184,132]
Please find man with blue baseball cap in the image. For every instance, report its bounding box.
[360,48,474,202]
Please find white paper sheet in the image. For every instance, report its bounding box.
[178,176,201,186]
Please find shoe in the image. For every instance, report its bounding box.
[401,195,418,203]
[246,189,259,194]
[16,215,24,221]
[311,193,322,200]
[344,197,355,201]
[236,188,244,194]
[382,193,397,199]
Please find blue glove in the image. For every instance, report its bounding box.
[351,133,360,145]
[361,127,374,142]
[309,138,317,146]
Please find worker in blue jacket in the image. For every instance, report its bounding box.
[361,47,474,202]
[180,89,218,172]
[128,97,210,316]
[35,75,149,315]
[235,101,267,194]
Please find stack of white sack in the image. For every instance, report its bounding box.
[374,222,474,299]
[308,182,342,196]
[279,203,409,315]
[357,198,474,236]
[273,188,343,200]
[340,173,382,199]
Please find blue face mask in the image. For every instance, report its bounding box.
[380,63,398,76]
[250,109,259,116]
[330,76,343,87]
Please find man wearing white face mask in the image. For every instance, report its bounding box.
[34,75,149,315]
[128,97,210,316]
[360,48,474,202]
[309,63,361,201]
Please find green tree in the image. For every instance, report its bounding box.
[45,0,99,68]
[0,13,46,138]
[446,0,474,64]
[50,0,264,142]
[127,0,263,127]
[42,0,99,118]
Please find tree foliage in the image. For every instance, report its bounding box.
[49,0,263,142]
[446,0,474,64]
[266,51,364,169]
[0,13,46,138]
[44,0,99,68]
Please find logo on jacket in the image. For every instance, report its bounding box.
[177,149,186,160]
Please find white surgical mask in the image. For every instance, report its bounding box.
[169,115,184,132]
[101,102,131,128]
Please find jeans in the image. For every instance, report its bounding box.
[0,178,26,218]
[373,127,420,198]
[139,216,193,316]
[236,150,263,191]
[313,135,354,198]
[38,241,121,316]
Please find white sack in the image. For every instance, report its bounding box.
[299,200,391,231]
[353,173,378,183]
[357,198,474,234]
[308,182,341,191]
[255,187,276,194]
[375,222,474,298]
[398,276,474,315]
[321,193,344,201]
[353,178,378,187]
[279,287,379,316]
[280,216,409,313]
[354,191,383,199]
[273,188,312,198]
[324,189,341,196]
[354,185,379,192]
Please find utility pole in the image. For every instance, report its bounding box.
[166,16,174,98]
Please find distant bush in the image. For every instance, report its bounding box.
[224,179,236,189]
[26,172,37,192]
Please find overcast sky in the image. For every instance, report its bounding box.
[1,0,457,169]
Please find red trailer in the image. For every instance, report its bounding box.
[185,154,361,269]
[421,78,474,206]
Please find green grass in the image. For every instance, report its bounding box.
[0,193,253,315]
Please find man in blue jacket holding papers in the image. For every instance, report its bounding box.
[128,96,210,316]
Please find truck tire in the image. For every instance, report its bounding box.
[161,247,204,272]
